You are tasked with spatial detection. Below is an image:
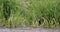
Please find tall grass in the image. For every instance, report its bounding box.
[0,0,60,28]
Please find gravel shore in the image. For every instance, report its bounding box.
[0,28,60,32]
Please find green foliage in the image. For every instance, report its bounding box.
[0,0,60,28]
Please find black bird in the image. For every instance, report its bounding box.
[38,17,44,26]
[38,20,41,26]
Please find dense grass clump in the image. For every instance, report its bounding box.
[0,0,60,28]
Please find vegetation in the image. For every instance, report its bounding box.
[0,0,60,28]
